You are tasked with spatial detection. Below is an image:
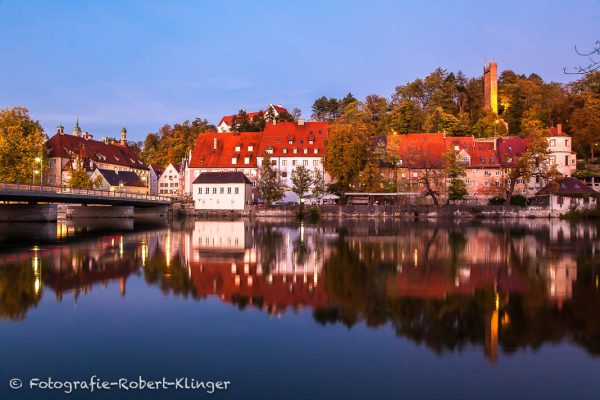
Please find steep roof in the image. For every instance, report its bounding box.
[193,171,252,185]
[536,177,599,197]
[95,169,145,187]
[256,121,329,158]
[45,133,147,170]
[189,131,261,169]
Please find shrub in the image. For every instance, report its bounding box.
[509,195,527,206]
[489,196,505,205]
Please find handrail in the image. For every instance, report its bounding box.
[0,183,171,202]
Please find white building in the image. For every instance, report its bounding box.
[159,162,184,197]
[533,177,598,213]
[192,172,252,210]
[256,121,330,203]
[217,104,289,133]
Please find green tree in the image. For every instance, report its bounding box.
[0,107,46,184]
[312,168,326,202]
[471,111,508,138]
[443,148,467,203]
[68,156,102,189]
[291,165,313,212]
[257,155,285,206]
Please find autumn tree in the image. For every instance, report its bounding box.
[312,168,326,202]
[359,161,383,192]
[0,107,46,184]
[323,123,365,193]
[571,96,600,160]
[257,155,285,206]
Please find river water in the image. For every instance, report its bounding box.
[0,218,599,399]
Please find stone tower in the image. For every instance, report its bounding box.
[120,127,127,146]
[483,61,498,114]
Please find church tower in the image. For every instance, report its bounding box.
[72,116,82,137]
[483,61,498,114]
[120,127,127,146]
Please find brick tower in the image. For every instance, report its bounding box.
[483,61,498,114]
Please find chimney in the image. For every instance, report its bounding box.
[297,118,305,126]
[213,137,218,150]
[557,123,562,135]
[120,127,127,146]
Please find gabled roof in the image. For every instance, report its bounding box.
[256,121,328,158]
[95,169,145,187]
[189,131,261,169]
[193,171,252,185]
[45,133,147,170]
[150,163,164,176]
[497,137,527,167]
[536,177,599,197]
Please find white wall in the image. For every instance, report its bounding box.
[192,182,251,210]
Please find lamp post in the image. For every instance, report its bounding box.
[34,157,42,185]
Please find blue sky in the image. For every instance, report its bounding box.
[0,0,598,141]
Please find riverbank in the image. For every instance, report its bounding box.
[172,201,568,219]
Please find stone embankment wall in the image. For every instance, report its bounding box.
[171,201,561,219]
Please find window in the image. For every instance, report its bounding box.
[212,187,217,194]
[516,179,523,184]
[283,148,288,154]
[549,155,556,165]
[309,139,314,144]
[281,171,287,178]
[303,160,308,166]
[288,140,293,144]
[271,160,277,165]
[313,160,319,166]
[303,149,308,154]
[248,145,254,151]
[244,157,250,164]
[282,160,287,166]
[484,171,490,176]
[565,155,569,166]
[292,160,297,166]
[495,171,500,175]
[412,172,418,178]
[480,157,485,162]
[231,157,237,164]
[235,187,239,194]
[235,146,241,152]
[565,139,569,147]
[293,148,298,154]
[549,139,556,146]
[314,148,318,154]
[507,157,513,163]
[484,181,489,187]
[220,187,224,194]
[465,179,470,184]
[205,187,209,194]
[490,157,495,163]
[252,181,256,188]
[198,188,202,194]
[266,146,274,154]
[227,187,232,194]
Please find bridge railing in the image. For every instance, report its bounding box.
[0,183,172,202]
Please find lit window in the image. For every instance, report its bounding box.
[231,157,237,164]
[248,145,254,151]
[293,148,297,154]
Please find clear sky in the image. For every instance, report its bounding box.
[0,0,598,141]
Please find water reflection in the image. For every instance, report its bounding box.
[0,218,599,361]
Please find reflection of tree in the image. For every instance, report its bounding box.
[254,226,284,274]
[292,237,308,268]
[144,248,196,298]
[0,262,41,321]
[317,226,600,357]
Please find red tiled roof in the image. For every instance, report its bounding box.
[218,111,262,127]
[217,105,289,127]
[45,133,146,170]
[387,133,447,168]
[257,121,329,158]
[189,131,262,169]
[497,137,527,167]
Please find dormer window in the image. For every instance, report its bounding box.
[244,157,250,164]
[313,148,318,154]
[293,148,298,154]
[490,157,495,162]
[266,146,274,155]
[235,146,241,152]
[303,149,308,154]
[454,145,459,151]
[248,145,254,151]
[309,139,314,144]
[288,139,293,144]
[231,157,237,164]
[283,148,288,154]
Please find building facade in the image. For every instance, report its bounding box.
[90,168,147,194]
[192,172,253,210]
[158,162,185,197]
[217,104,288,133]
[44,121,149,189]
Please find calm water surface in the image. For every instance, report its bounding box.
[0,217,599,400]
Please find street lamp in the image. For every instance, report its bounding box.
[34,157,43,185]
